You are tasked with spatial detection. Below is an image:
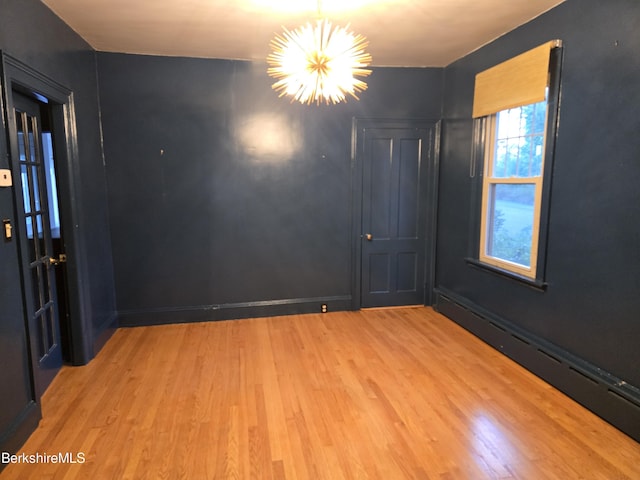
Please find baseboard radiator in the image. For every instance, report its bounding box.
[434,289,640,443]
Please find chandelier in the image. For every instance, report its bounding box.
[267,17,372,105]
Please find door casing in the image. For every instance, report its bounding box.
[1,53,89,373]
[351,118,440,309]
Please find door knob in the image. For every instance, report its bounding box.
[365,233,373,241]
[47,254,67,266]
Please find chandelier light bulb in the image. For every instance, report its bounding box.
[267,19,372,105]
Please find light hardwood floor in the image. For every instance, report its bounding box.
[1,307,638,479]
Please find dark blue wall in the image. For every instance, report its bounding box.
[438,0,640,395]
[97,53,443,324]
[2,0,638,450]
[0,0,116,454]
[0,0,116,361]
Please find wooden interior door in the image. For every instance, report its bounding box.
[359,121,437,308]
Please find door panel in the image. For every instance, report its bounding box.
[360,123,435,308]
[369,253,390,293]
[398,138,420,238]
[397,252,418,292]
[370,137,392,239]
[12,92,63,396]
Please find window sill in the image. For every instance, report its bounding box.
[465,258,548,291]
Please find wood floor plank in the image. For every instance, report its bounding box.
[1,307,638,479]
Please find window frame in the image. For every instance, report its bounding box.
[478,101,548,278]
[468,45,563,286]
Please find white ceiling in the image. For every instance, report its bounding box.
[41,0,565,67]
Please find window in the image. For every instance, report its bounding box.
[479,100,547,277]
[471,41,562,281]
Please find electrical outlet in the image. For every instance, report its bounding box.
[321,304,328,313]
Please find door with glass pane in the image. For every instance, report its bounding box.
[12,92,63,395]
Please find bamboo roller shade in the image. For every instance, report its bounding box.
[472,40,560,118]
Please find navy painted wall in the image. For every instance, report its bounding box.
[3,0,637,449]
[0,0,116,453]
[97,53,443,324]
[0,0,117,362]
[438,0,640,389]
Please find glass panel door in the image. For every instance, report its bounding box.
[13,93,62,390]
